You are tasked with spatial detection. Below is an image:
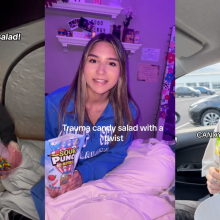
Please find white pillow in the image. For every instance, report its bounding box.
[104,139,175,195]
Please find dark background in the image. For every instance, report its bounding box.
[0,0,44,32]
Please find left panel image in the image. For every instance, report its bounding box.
[0,1,45,220]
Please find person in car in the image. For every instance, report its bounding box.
[202,121,220,194]
[176,121,220,220]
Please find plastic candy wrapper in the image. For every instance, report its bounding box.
[0,142,22,178]
[45,133,85,191]
[216,136,220,172]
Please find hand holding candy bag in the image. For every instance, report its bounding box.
[45,133,85,195]
[205,136,220,195]
[47,170,83,198]
[0,142,22,179]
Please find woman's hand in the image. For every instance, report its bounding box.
[9,141,20,152]
[206,167,220,194]
[60,170,83,194]
[47,187,60,198]
[47,170,83,198]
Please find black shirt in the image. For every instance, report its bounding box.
[0,104,17,144]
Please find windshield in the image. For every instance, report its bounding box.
[176,62,220,130]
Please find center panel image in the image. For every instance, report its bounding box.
[44,1,175,220]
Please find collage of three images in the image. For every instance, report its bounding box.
[0,0,220,220]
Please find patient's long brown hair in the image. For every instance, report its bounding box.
[58,33,139,147]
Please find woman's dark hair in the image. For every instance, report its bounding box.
[58,33,139,147]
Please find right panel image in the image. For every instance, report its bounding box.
[175,0,220,219]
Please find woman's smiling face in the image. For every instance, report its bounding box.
[84,41,120,96]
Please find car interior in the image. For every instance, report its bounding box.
[175,0,220,201]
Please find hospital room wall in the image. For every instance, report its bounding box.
[45,0,175,139]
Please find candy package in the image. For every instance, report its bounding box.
[216,136,220,172]
[215,136,220,154]
[45,133,85,191]
[0,143,22,178]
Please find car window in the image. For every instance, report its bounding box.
[199,82,210,88]
[176,62,220,130]
[213,82,220,89]
[186,83,196,87]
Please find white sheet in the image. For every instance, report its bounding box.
[45,138,175,220]
[0,139,44,220]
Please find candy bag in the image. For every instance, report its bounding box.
[45,133,85,191]
[215,136,220,154]
[0,142,22,178]
[216,136,220,172]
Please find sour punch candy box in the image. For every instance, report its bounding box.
[45,134,85,191]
